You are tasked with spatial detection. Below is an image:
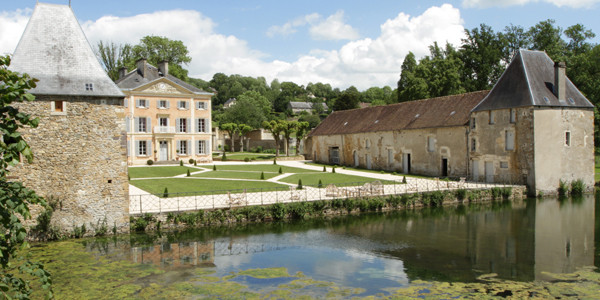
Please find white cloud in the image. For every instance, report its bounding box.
[309,11,360,41]
[463,0,600,8]
[0,4,465,90]
[266,13,320,37]
[0,8,31,55]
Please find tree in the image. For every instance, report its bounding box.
[332,86,360,111]
[502,24,530,62]
[0,55,52,298]
[294,122,310,155]
[237,91,272,117]
[528,19,567,61]
[220,123,238,152]
[397,52,429,102]
[131,35,192,80]
[460,24,507,91]
[95,41,133,81]
[281,121,297,156]
[221,97,266,129]
[262,120,286,156]
[565,24,596,55]
[237,124,253,152]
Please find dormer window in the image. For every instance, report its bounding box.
[85,83,93,91]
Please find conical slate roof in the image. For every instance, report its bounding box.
[472,49,592,111]
[10,3,123,98]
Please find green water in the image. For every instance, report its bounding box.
[28,196,600,298]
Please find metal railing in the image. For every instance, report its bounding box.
[129,175,525,215]
[154,126,176,134]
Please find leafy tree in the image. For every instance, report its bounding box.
[220,123,238,152]
[460,24,507,91]
[274,82,305,112]
[130,35,192,80]
[0,55,52,298]
[564,24,596,55]
[528,19,567,61]
[294,121,310,155]
[298,113,321,129]
[332,86,360,111]
[262,120,286,157]
[397,52,429,102]
[502,24,531,62]
[221,97,266,129]
[237,124,253,152]
[281,120,297,156]
[237,90,272,117]
[95,41,133,81]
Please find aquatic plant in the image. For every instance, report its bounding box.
[571,179,585,196]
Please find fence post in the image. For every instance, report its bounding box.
[195,194,198,210]
[212,193,215,209]
[276,188,278,203]
[261,188,263,205]
[159,195,162,214]
[139,195,142,214]
[177,194,180,212]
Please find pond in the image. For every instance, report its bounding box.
[30,196,599,298]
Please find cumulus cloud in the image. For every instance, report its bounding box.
[463,0,600,8]
[0,4,465,90]
[267,10,358,41]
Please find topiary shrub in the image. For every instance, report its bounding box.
[222,152,227,161]
[273,158,277,165]
[332,167,336,173]
[186,169,191,177]
[194,160,197,166]
[297,179,303,190]
[402,176,407,184]
[213,165,217,171]
[260,172,265,180]
[179,160,184,166]
[318,179,323,188]
[147,159,154,165]
[163,187,169,198]
[244,157,250,162]
[279,167,283,174]
[323,166,327,172]
[189,158,195,164]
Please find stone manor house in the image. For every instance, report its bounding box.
[306,50,595,195]
[9,3,130,232]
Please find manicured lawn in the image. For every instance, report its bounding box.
[128,166,205,179]
[193,170,280,180]
[279,172,386,186]
[130,178,287,195]
[304,162,431,179]
[214,164,315,173]
[215,152,276,161]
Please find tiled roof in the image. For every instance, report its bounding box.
[308,90,488,137]
[289,101,328,110]
[10,3,123,98]
[116,63,211,95]
[473,49,593,111]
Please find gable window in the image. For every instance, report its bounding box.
[471,138,477,152]
[565,131,571,146]
[177,140,189,155]
[470,118,476,129]
[509,109,516,123]
[489,111,495,124]
[177,101,188,110]
[136,99,148,108]
[197,140,207,155]
[158,100,169,109]
[196,118,207,133]
[505,130,515,151]
[135,117,150,133]
[176,118,189,133]
[196,101,206,110]
[427,137,435,152]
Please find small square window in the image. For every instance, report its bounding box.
[178,101,188,109]
[500,162,509,169]
[85,83,93,91]
[197,102,206,110]
[54,101,63,112]
[158,100,168,109]
[51,100,66,115]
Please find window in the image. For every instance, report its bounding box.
[137,140,148,156]
[197,140,207,155]
[197,118,206,133]
[54,100,63,112]
[470,118,476,129]
[51,100,67,115]
[505,130,515,151]
[365,139,371,149]
[427,137,435,152]
[176,118,189,133]
[124,99,128,108]
[500,161,509,169]
[136,117,149,133]
[177,101,188,110]
[471,138,477,152]
[85,83,93,91]
[387,149,394,165]
[196,101,206,110]
[177,140,188,155]
[565,131,571,146]
[489,111,495,124]
[158,100,169,109]
[510,108,516,123]
[136,99,148,108]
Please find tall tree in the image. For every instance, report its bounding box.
[294,121,310,155]
[262,120,286,157]
[0,55,52,298]
[460,24,507,91]
[237,124,253,152]
[281,121,297,156]
[332,86,360,111]
[528,19,567,61]
[220,123,238,152]
[397,52,429,102]
[564,24,596,55]
[221,97,266,129]
[502,24,530,62]
[131,35,192,80]
[95,41,133,81]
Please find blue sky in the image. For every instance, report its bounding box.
[1,0,598,89]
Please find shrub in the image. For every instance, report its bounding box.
[369,198,385,211]
[297,179,303,190]
[254,146,263,153]
[72,223,87,238]
[163,187,169,198]
[343,198,356,213]
[491,187,502,200]
[501,187,512,199]
[318,179,323,188]
[222,152,227,161]
[270,203,287,221]
[279,167,283,174]
[558,179,569,196]
[194,160,197,166]
[147,159,154,165]
[244,157,250,162]
[323,166,327,172]
[358,199,369,212]
[186,169,191,177]
[571,179,585,196]
[288,202,309,220]
[332,167,336,173]
[189,158,195,164]
[260,172,265,180]
[179,160,183,166]
[213,165,217,171]
[402,176,407,184]
[273,158,277,165]
[400,194,413,207]
[455,189,467,201]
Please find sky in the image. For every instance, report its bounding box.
[1,0,599,90]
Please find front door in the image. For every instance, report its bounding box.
[472,160,479,181]
[485,161,494,183]
[159,141,168,161]
[403,153,411,174]
[441,158,448,177]
[366,154,372,170]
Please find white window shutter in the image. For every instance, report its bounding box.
[134,117,139,133]
[187,118,191,133]
[166,100,170,109]
[147,140,152,155]
[146,118,151,133]
[135,140,140,155]
[176,140,181,153]
[176,118,180,132]
[125,116,131,133]
[127,140,131,156]
[124,99,128,108]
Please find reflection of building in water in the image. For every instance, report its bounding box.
[339,197,594,282]
[131,241,215,269]
[535,198,594,279]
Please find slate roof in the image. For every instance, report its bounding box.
[308,90,488,137]
[116,63,212,95]
[473,49,593,111]
[10,3,123,98]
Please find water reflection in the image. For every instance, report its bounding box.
[84,196,596,295]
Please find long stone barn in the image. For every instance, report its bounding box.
[305,50,594,195]
[9,3,129,233]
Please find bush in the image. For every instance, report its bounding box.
[189,158,195,164]
[147,159,154,165]
[254,146,263,153]
[491,187,502,199]
[163,187,169,198]
[186,169,191,177]
[279,167,283,174]
[318,179,323,188]
[222,152,227,161]
[455,189,467,201]
[501,187,512,199]
[213,165,217,171]
[244,157,250,162]
[260,172,265,180]
[179,160,183,166]
[288,202,309,220]
[323,166,327,172]
[402,176,407,184]
[571,179,585,196]
[332,167,336,173]
[273,158,277,165]
[270,203,287,221]
[558,179,569,196]
[297,179,303,190]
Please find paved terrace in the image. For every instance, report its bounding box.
[129,160,524,215]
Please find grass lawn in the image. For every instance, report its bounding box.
[304,162,432,179]
[279,172,388,186]
[128,166,205,179]
[192,170,280,180]
[596,155,600,182]
[130,178,287,195]
[216,152,276,161]
[214,164,315,173]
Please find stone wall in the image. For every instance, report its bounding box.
[12,95,129,234]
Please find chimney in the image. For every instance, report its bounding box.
[158,60,169,77]
[554,61,566,102]
[136,58,147,78]
[118,66,127,79]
